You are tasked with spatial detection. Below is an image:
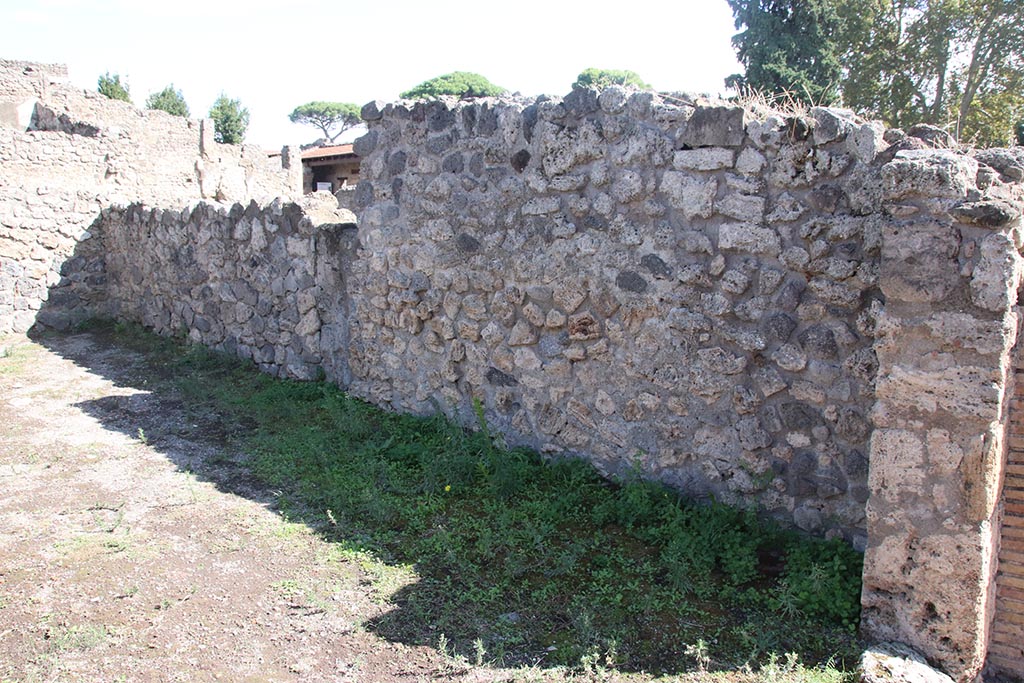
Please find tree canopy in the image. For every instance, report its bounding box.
[400,72,505,99]
[838,0,1024,144]
[725,0,843,105]
[573,68,650,90]
[97,73,131,103]
[288,101,361,142]
[727,0,1024,146]
[208,94,249,145]
[146,85,190,118]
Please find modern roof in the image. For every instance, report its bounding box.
[301,144,356,160]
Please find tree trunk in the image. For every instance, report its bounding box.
[956,5,1000,139]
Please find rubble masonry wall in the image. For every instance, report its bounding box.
[6,59,1024,680]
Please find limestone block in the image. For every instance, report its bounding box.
[537,119,604,177]
[808,277,861,309]
[859,643,955,683]
[611,126,671,167]
[672,148,734,171]
[718,223,781,256]
[874,362,1003,421]
[867,429,925,501]
[905,311,1016,357]
[862,527,994,680]
[611,169,645,203]
[882,150,978,200]
[507,319,537,346]
[522,196,560,215]
[970,232,1022,312]
[717,194,765,223]
[880,219,961,302]
[660,172,716,219]
[736,147,766,176]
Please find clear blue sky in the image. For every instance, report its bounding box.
[2,0,743,148]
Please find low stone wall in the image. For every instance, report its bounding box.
[90,196,357,382]
[0,59,302,335]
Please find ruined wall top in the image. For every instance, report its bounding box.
[0,56,302,335]
[0,59,69,99]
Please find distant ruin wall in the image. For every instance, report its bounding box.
[0,59,302,334]
[8,57,1024,681]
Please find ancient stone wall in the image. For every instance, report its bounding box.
[86,195,357,382]
[8,60,1024,680]
[0,59,302,334]
[347,92,888,547]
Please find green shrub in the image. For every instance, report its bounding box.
[400,72,505,99]
[97,72,131,103]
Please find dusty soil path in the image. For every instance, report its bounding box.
[0,331,536,683]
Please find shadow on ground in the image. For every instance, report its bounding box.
[25,326,678,677]
[22,324,860,680]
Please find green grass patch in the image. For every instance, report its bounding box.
[100,321,863,676]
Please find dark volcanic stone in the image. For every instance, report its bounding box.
[763,312,797,342]
[355,181,374,208]
[616,270,648,293]
[511,149,531,172]
[640,254,672,278]
[486,367,518,387]
[780,402,821,429]
[456,233,481,253]
[798,324,838,359]
[775,280,805,312]
[951,200,1021,228]
[387,151,407,175]
[442,153,464,174]
[836,408,870,443]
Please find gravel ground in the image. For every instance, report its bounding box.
[0,331,540,683]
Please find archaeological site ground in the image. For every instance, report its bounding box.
[2,58,1024,682]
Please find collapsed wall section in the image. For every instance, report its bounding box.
[349,91,888,544]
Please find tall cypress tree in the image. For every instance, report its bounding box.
[725,0,844,105]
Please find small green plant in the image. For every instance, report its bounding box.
[45,624,109,652]
[685,638,711,673]
[775,539,863,628]
[88,320,864,674]
[473,637,487,667]
[146,84,190,117]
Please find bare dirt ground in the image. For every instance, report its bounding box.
[0,331,541,683]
